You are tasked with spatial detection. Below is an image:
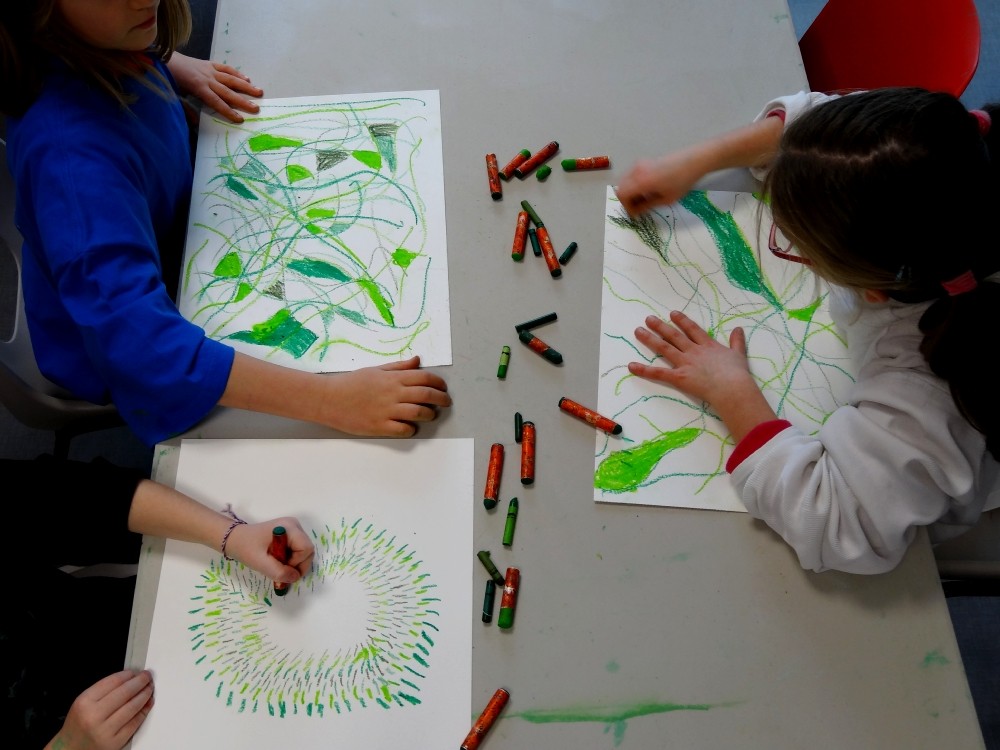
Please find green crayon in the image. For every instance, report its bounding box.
[497,345,510,379]
[502,498,519,547]
[477,550,505,586]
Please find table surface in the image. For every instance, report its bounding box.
[130,1,986,747]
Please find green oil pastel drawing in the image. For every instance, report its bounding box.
[179,92,451,373]
[596,188,855,512]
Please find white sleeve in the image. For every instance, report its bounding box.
[748,91,842,181]
[730,370,985,574]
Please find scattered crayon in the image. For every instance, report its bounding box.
[520,422,536,485]
[502,497,519,547]
[561,155,611,171]
[558,396,623,434]
[520,199,545,227]
[485,153,502,200]
[518,329,563,364]
[528,226,542,257]
[497,345,510,379]
[499,148,531,180]
[514,140,559,178]
[482,579,496,623]
[460,688,511,750]
[477,549,505,586]
[535,226,562,277]
[497,567,520,630]
[515,411,523,443]
[511,210,529,261]
[515,311,558,332]
[483,443,504,509]
[559,241,578,264]
[536,164,552,180]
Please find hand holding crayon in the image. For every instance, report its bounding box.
[222,517,315,589]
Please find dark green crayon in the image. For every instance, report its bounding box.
[482,579,496,623]
[519,329,563,364]
[477,550,505,586]
[497,345,510,379]
[515,411,523,443]
[528,227,542,257]
[514,311,558,332]
[502,498,519,547]
[559,241,578,265]
[536,164,552,181]
[520,199,545,227]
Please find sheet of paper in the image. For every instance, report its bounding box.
[178,91,452,371]
[132,438,473,749]
[595,187,854,511]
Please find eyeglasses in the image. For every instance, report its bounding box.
[768,222,812,266]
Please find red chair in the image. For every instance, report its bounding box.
[798,0,981,97]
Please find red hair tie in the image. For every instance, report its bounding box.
[942,270,978,296]
[970,110,992,136]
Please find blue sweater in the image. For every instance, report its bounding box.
[6,57,234,445]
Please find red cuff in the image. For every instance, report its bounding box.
[725,419,792,473]
[765,109,786,123]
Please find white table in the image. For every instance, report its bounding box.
[130,1,985,746]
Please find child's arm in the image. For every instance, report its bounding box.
[127,478,315,582]
[219,352,453,438]
[165,52,263,123]
[615,115,784,217]
[44,670,154,750]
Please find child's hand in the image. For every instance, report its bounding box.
[45,670,154,750]
[322,356,452,437]
[614,149,704,217]
[166,52,263,123]
[225,517,315,583]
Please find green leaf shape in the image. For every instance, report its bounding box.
[305,208,337,219]
[287,258,351,282]
[787,297,821,322]
[333,306,367,326]
[213,252,242,278]
[391,248,420,269]
[594,427,700,493]
[679,190,780,309]
[352,150,382,170]
[356,279,394,325]
[285,164,312,184]
[228,309,318,358]
[225,176,257,201]
[248,134,304,153]
[233,283,252,303]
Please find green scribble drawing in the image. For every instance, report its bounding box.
[188,516,438,719]
[596,189,855,511]
[179,92,451,372]
[508,699,740,747]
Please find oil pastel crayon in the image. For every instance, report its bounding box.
[561,156,611,171]
[499,148,531,180]
[497,345,510,379]
[515,311,558,332]
[535,226,562,277]
[518,329,562,364]
[558,396,622,434]
[514,140,559,178]
[536,164,552,181]
[502,497,519,547]
[267,526,291,596]
[559,241,578,264]
[511,210,529,261]
[520,422,535,486]
[482,579,496,623]
[528,226,542,257]
[514,411,523,443]
[520,199,545,227]
[477,549,505,586]
[485,153,502,200]
[483,443,504,509]
[497,567,520,629]
[460,688,511,750]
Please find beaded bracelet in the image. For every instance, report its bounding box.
[220,504,247,561]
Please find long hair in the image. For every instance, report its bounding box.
[764,88,1000,458]
[0,0,192,117]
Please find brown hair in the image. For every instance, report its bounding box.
[764,88,1000,457]
[0,0,192,117]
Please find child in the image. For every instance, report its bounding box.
[0,0,451,447]
[0,454,315,749]
[615,88,1000,574]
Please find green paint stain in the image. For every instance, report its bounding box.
[391,247,420,269]
[594,427,700,492]
[353,149,382,170]
[287,257,351,282]
[228,309,318,358]
[787,297,821,322]
[356,278,395,325]
[213,251,242,278]
[606,660,620,673]
[225,176,257,201]
[679,190,780,309]
[234,282,252,302]
[921,650,950,668]
[305,208,337,220]
[248,133,304,152]
[285,164,312,183]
